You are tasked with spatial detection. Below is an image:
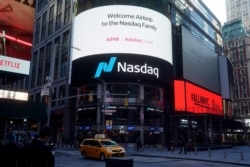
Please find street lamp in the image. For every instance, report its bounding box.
[92,77,106,132]
[43,44,80,126]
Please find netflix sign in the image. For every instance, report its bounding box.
[0,55,30,75]
[174,80,223,116]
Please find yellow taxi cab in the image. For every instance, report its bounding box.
[80,134,125,160]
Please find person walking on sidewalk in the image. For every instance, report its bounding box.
[19,126,55,167]
[136,136,142,152]
[179,135,187,154]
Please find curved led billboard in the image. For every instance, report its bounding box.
[71,54,172,86]
[72,5,172,64]
[174,80,223,116]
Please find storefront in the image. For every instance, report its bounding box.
[0,99,46,142]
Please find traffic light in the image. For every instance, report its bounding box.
[123,97,128,106]
[88,92,93,102]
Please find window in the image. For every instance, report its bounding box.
[45,43,52,82]
[60,31,70,77]
[107,83,139,98]
[35,17,41,45]
[64,0,71,25]
[41,12,47,41]
[144,86,161,101]
[31,51,38,88]
[55,0,62,31]
[48,5,55,36]
[37,47,44,86]
[58,85,66,105]
[37,0,48,12]
[54,38,60,80]
[52,87,57,107]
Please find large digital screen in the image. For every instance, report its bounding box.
[0,0,35,34]
[177,26,220,94]
[0,0,33,76]
[71,54,172,86]
[72,5,172,64]
[174,80,223,116]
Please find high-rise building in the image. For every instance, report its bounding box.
[222,19,250,129]
[226,0,250,31]
[224,0,250,134]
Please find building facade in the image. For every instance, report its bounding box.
[226,0,250,31]
[222,19,250,140]
[0,0,46,143]
[28,0,237,146]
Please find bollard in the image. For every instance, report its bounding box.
[195,147,197,156]
[224,149,226,159]
[241,151,244,160]
[208,148,211,157]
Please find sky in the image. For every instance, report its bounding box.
[202,0,226,25]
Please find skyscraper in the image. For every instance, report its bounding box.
[224,0,250,131]
[226,0,250,30]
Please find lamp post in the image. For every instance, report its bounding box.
[44,44,80,126]
[92,77,106,132]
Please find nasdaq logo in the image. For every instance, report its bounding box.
[94,56,159,78]
[94,57,117,77]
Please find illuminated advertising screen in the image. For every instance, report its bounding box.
[0,55,30,75]
[0,1,35,34]
[175,26,220,94]
[174,80,223,116]
[0,89,28,101]
[72,5,172,63]
[0,1,34,75]
[71,54,172,86]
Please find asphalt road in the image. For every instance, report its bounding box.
[55,151,245,167]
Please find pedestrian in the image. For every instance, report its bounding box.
[19,126,55,167]
[188,138,194,152]
[179,135,187,154]
[0,132,22,167]
[136,136,142,152]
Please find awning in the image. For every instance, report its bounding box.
[0,99,47,119]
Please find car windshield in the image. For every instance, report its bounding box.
[100,140,118,146]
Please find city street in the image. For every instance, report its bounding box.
[55,148,248,167]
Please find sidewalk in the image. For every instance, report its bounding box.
[126,145,250,166]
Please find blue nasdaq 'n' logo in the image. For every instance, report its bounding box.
[94,57,117,77]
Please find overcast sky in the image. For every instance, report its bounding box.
[202,0,226,25]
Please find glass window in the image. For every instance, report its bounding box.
[64,0,71,25]
[113,107,139,124]
[58,85,66,105]
[55,0,62,31]
[107,83,139,98]
[48,5,54,36]
[37,47,44,86]
[45,43,52,82]
[60,31,70,77]
[35,17,41,45]
[144,86,161,101]
[31,51,38,88]
[52,87,56,107]
[41,11,47,41]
